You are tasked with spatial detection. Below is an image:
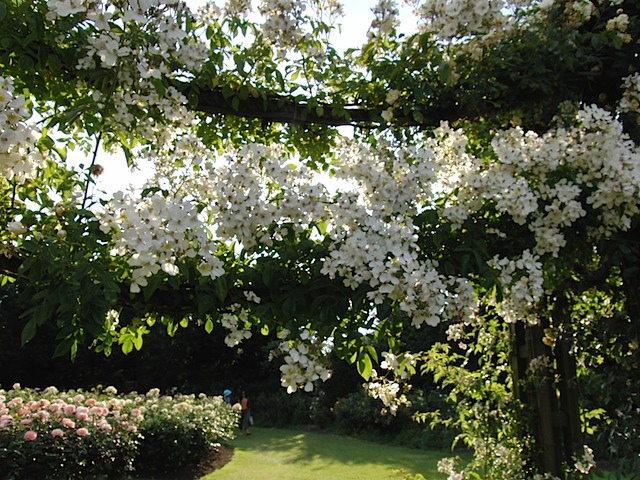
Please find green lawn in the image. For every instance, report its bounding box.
[204,427,453,480]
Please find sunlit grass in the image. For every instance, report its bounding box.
[204,427,455,480]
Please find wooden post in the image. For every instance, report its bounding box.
[511,320,583,478]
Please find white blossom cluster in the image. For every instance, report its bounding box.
[531,474,561,480]
[49,1,209,74]
[437,457,464,480]
[364,370,410,415]
[257,0,306,47]
[320,139,475,327]
[131,134,477,329]
[565,0,595,23]
[0,76,45,184]
[436,104,640,252]
[205,144,328,250]
[220,304,254,347]
[488,250,545,324]
[380,351,416,380]
[620,73,640,114]
[95,192,225,293]
[572,445,596,475]
[606,10,631,43]
[45,0,209,149]
[368,0,400,39]
[408,0,537,39]
[470,435,527,478]
[46,0,86,18]
[527,354,551,380]
[224,0,252,17]
[275,328,332,393]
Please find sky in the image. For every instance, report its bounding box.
[83,0,417,198]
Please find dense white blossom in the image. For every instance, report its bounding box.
[364,373,410,415]
[489,250,545,324]
[573,445,595,474]
[437,106,640,254]
[408,0,538,39]
[276,329,332,393]
[620,73,640,114]
[95,192,225,293]
[220,304,253,347]
[0,77,46,184]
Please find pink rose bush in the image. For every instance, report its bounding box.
[0,384,239,479]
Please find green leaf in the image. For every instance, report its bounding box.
[133,333,144,350]
[197,293,216,316]
[205,318,214,333]
[231,95,240,111]
[121,338,133,355]
[143,274,163,300]
[21,318,38,345]
[214,276,228,301]
[18,54,34,71]
[356,349,374,380]
[166,322,179,337]
[53,337,77,359]
[282,296,297,318]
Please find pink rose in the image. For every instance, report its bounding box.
[85,398,97,406]
[89,406,106,416]
[61,418,75,429]
[23,430,37,441]
[76,427,89,437]
[63,405,76,415]
[98,421,112,432]
[51,428,64,437]
[73,394,85,403]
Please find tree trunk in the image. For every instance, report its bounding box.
[511,320,583,478]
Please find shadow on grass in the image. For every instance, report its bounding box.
[211,427,457,480]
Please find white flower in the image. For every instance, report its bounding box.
[539,0,554,10]
[381,107,394,122]
[385,89,401,105]
[7,221,27,234]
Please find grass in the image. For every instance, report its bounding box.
[203,427,455,480]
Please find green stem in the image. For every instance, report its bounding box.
[82,132,103,209]
[10,179,17,211]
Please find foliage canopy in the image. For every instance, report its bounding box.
[1,0,639,478]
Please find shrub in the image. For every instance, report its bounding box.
[133,390,239,475]
[0,384,239,480]
[332,390,396,436]
[254,390,315,427]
